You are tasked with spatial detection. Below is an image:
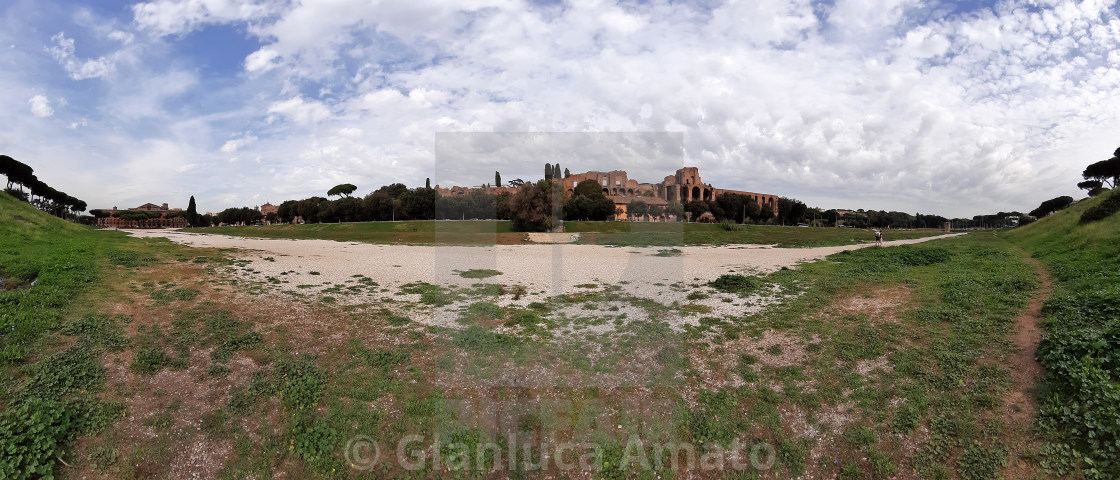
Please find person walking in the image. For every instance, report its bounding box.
[874,229,883,247]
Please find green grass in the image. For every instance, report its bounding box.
[0,192,133,478]
[1004,189,1120,479]
[185,219,948,247]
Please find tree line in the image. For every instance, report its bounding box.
[1,155,87,218]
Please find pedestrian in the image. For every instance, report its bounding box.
[875,229,883,247]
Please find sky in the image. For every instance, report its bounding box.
[1,0,1118,217]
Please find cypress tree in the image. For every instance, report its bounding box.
[186,196,199,227]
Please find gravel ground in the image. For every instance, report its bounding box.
[124,229,964,328]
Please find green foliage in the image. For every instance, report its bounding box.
[956,444,1007,480]
[107,249,157,267]
[458,268,501,278]
[709,273,762,293]
[453,325,520,352]
[677,389,746,448]
[0,398,72,480]
[400,282,460,306]
[1079,188,1120,224]
[1030,195,1074,218]
[23,347,106,399]
[717,219,738,231]
[130,347,173,374]
[276,357,327,410]
[60,314,128,352]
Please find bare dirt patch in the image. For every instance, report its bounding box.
[831,284,913,324]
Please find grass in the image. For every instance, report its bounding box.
[1004,188,1120,478]
[185,219,948,247]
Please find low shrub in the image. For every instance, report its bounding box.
[709,274,762,293]
[1080,189,1120,224]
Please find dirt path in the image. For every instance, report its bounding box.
[1003,251,1052,474]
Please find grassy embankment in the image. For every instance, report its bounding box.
[1004,189,1120,479]
[186,220,947,247]
[0,191,230,479]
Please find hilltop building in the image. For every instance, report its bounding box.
[562,167,779,217]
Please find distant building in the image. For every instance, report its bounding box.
[565,167,779,216]
[259,202,278,216]
[96,202,187,228]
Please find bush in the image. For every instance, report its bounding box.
[1080,189,1120,224]
[709,274,762,293]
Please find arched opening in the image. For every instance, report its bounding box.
[703,188,712,202]
[680,186,688,201]
[567,189,574,194]
[691,186,701,201]
[602,188,610,195]
[627,188,634,196]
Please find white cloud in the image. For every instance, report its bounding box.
[108,30,135,44]
[132,0,282,36]
[220,133,258,153]
[28,94,54,117]
[267,96,332,126]
[244,48,279,72]
[46,32,115,80]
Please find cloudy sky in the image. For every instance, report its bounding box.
[1,0,1117,217]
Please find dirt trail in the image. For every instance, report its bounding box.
[1003,251,1052,474]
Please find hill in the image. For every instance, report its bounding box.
[0,192,121,479]
[1004,189,1120,478]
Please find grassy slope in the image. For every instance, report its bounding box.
[186,220,947,247]
[0,193,132,479]
[1003,190,1120,478]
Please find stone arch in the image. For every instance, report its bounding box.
[703,188,712,202]
[691,186,701,201]
[602,188,610,195]
[567,189,574,194]
[627,188,634,196]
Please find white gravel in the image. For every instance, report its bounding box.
[123,229,964,329]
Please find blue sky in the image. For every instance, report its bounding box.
[2,0,1118,217]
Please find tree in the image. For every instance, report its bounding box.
[186,196,200,227]
[776,197,807,225]
[0,155,34,190]
[1078,180,1105,197]
[297,196,328,223]
[327,183,358,198]
[564,168,570,178]
[508,178,525,188]
[426,178,431,189]
[495,171,501,188]
[544,163,553,181]
[1029,196,1074,218]
[509,180,553,231]
[564,180,615,221]
[627,199,649,219]
[1082,153,1120,189]
[277,200,299,223]
[664,202,684,220]
[683,200,708,221]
